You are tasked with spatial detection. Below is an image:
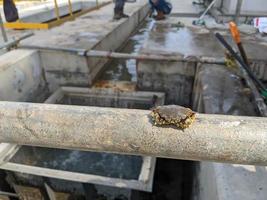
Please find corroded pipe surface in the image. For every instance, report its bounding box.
[0,102,267,165]
[19,45,226,64]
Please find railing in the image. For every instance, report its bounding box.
[3,0,110,29]
[0,12,7,42]
[0,101,266,166]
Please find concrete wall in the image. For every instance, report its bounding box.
[194,162,267,200]
[137,60,195,106]
[58,87,165,109]
[214,0,267,15]
[0,50,47,102]
[39,51,90,91]
[192,162,218,200]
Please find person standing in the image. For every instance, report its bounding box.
[114,0,129,20]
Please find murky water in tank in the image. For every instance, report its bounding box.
[11,146,143,180]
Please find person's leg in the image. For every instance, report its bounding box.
[151,0,172,20]
[154,11,165,20]
[120,0,129,18]
[114,0,123,20]
[114,0,128,20]
[151,0,165,20]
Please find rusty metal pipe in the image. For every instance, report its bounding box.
[19,45,226,64]
[85,50,225,64]
[0,102,267,165]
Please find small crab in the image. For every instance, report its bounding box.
[151,105,196,129]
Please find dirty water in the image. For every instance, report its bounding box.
[10,146,143,180]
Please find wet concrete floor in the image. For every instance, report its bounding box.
[96,17,267,84]
[139,19,267,60]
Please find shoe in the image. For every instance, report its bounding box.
[120,13,129,18]
[113,8,122,20]
[154,11,166,21]
[120,8,129,18]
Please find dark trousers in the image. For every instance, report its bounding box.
[114,0,126,11]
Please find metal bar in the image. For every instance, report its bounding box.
[19,45,226,64]
[0,32,34,49]
[4,21,50,29]
[0,12,8,42]
[54,0,60,20]
[0,101,267,165]
[68,0,73,16]
[85,50,225,64]
[198,0,218,20]
[234,0,243,24]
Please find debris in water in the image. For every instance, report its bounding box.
[151,105,196,129]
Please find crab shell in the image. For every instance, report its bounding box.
[151,105,196,129]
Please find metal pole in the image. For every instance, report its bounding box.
[0,101,267,166]
[234,0,243,24]
[19,45,226,65]
[68,0,73,16]
[0,12,8,42]
[54,0,60,20]
[198,0,218,21]
[0,32,34,50]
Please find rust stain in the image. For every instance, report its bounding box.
[93,80,136,92]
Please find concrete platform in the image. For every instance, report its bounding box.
[139,17,267,60]
[19,0,149,91]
